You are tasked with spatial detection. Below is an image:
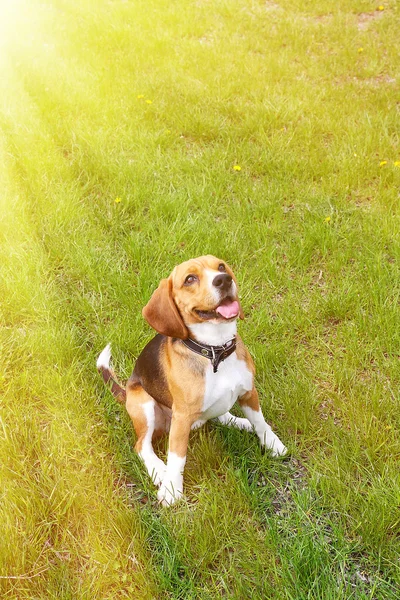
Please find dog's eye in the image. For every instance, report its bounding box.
[184,274,197,285]
[218,263,226,272]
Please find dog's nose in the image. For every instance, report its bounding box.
[212,273,233,291]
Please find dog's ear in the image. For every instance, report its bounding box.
[142,277,189,339]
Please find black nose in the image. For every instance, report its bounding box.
[212,273,232,291]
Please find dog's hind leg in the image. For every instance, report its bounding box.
[217,412,253,431]
[125,382,167,487]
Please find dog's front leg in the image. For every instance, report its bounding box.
[239,388,287,457]
[158,412,191,506]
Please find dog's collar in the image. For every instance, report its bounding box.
[181,336,236,373]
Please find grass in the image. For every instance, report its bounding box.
[0,0,399,597]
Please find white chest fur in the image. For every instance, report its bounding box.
[200,353,253,421]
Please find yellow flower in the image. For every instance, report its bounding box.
[115,197,122,203]
[165,129,171,134]
[379,160,387,166]
[394,161,400,167]
[233,165,241,171]
[137,94,145,99]
[354,153,358,157]
[145,99,153,104]
[377,5,384,11]
[357,47,364,53]
[324,216,331,223]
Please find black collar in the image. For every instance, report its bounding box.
[181,336,236,373]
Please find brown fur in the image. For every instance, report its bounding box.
[98,365,126,403]
[142,278,188,339]
[125,384,170,451]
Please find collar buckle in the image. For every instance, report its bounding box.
[182,336,237,372]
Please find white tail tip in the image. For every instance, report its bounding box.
[96,343,111,370]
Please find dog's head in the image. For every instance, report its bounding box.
[142,255,244,339]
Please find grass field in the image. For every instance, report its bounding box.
[1,0,399,598]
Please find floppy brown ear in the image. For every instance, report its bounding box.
[142,277,189,339]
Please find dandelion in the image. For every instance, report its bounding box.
[165,129,171,134]
[377,5,384,11]
[324,216,331,223]
[145,99,153,104]
[233,165,241,171]
[115,197,122,203]
[379,160,387,166]
[357,47,364,53]
[394,161,400,167]
[137,94,145,99]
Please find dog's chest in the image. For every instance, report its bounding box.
[200,354,253,420]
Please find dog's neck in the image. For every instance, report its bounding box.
[188,320,237,346]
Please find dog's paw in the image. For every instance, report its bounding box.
[157,480,183,506]
[263,435,287,457]
[142,456,166,487]
[271,441,288,457]
[151,466,167,487]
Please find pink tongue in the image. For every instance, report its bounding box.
[216,300,239,319]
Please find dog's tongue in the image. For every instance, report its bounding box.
[216,300,239,319]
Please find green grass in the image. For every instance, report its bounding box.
[1,0,399,597]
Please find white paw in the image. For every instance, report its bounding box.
[157,480,183,506]
[263,435,287,457]
[142,456,166,487]
[191,419,206,430]
[151,466,166,487]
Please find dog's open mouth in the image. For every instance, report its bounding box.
[195,298,240,321]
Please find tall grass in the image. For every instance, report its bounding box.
[1,0,399,597]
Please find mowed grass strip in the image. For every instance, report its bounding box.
[1,0,399,598]
[0,113,158,598]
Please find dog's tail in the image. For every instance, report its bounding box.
[96,344,126,403]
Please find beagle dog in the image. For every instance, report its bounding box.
[97,255,287,505]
